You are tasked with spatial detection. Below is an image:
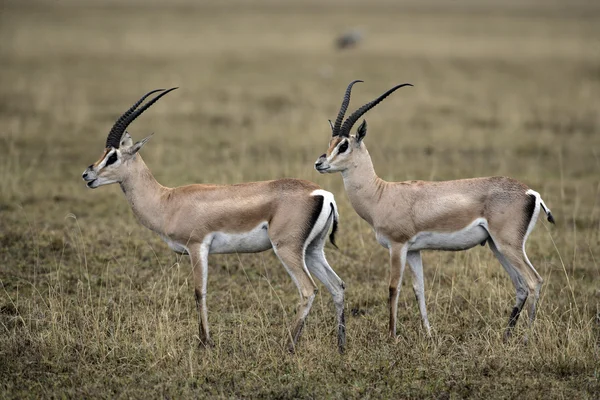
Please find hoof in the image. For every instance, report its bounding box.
[198,337,215,348]
[287,343,297,354]
[338,326,346,354]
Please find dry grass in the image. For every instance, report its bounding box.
[1,0,599,398]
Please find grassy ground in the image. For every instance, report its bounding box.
[1,0,599,398]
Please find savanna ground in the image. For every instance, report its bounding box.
[1,0,599,398]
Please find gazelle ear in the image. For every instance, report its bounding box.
[120,132,134,148]
[356,120,367,143]
[128,133,153,155]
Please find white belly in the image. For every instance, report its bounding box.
[209,222,272,254]
[376,231,392,249]
[407,218,489,252]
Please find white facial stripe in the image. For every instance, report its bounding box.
[98,149,117,169]
[328,139,348,161]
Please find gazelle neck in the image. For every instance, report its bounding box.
[119,154,169,233]
[341,144,385,226]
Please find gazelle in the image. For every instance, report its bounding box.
[315,80,555,340]
[82,88,346,353]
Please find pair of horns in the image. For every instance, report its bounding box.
[331,81,413,137]
[106,87,178,148]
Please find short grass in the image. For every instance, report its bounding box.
[1,0,599,398]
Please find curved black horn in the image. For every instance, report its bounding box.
[106,89,166,148]
[332,80,363,137]
[340,83,412,136]
[121,87,178,131]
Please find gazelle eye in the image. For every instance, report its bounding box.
[105,152,118,166]
[338,142,348,153]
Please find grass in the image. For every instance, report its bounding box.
[1,0,599,398]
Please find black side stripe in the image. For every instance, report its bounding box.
[521,194,537,238]
[329,203,338,249]
[304,195,324,245]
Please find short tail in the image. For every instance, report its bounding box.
[540,198,555,224]
[329,202,340,248]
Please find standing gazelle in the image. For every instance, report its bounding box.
[315,81,554,340]
[82,88,346,353]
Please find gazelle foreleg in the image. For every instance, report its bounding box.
[190,240,214,347]
[388,243,407,337]
[406,250,432,336]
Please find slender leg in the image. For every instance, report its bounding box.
[271,242,318,353]
[305,246,346,353]
[522,251,544,326]
[406,250,431,336]
[190,241,213,347]
[388,244,406,338]
[488,239,528,341]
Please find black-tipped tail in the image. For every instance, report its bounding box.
[540,200,555,225]
[329,203,339,249]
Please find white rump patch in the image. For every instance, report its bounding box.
[523,189,542,272]
[406,218,490,252]
[306,189,337,247]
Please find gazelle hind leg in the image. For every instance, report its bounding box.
[524,252,543,325]
[406,250,431,336]
[190,241,214,347]
[488,238,530,340]
[497,192,544,337]
[271,242,318,353]
[305,241,346,353]
[522,193,544,326]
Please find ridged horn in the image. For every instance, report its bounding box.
[332,80,363,137]
[340,83,412,136]
[105,87,177,148]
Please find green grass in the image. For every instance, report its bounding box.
[1,0,599,398]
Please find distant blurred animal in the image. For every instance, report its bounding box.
[335,29,362,50]
[82,89,346,353]
[315,80,555,341]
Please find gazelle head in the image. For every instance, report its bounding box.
[82,88,177,189]
[314,81,412,174]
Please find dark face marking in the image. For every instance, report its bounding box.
[338,141,348,154]
[326,137,343,157]
[105,152,118,167]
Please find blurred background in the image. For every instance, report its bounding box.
[1,0,599,397]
